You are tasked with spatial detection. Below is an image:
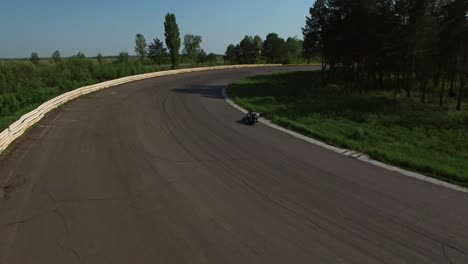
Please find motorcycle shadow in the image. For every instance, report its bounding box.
[235,120,255,126]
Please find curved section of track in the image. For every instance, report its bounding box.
[0,66,467,263]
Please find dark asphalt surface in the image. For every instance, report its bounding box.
[0,66,467,264]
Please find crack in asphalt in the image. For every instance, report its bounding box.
[3,210,49,228]
[56,240,82,264]
[442,244,455,264]
[52,208,70,235]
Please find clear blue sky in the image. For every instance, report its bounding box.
[0,0,312,58]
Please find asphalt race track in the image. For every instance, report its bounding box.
[0,66,467,263]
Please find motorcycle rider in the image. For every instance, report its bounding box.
[243,111,260,124]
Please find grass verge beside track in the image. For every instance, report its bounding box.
[228,71,468,186]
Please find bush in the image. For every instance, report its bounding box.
[95,64,117,81]
[0,57,165,121]
[0,94,20,116]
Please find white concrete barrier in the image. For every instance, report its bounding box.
[0,64,279,154]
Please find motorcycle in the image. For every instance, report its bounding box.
[242,112,260,125]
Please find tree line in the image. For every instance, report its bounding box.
[26,13,220,69]
[0,53,163,119]
[302,0,467,110]
[135,13,219,68]
[0,13,222,119]
[224,34,305,65]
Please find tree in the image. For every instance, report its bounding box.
[299,0,467,109]
[135,33,148,62]
[30,52,40,65]
[197,49,207,65]
[235,44,242,63]
[117,52,129,64]
[261,33,287,63]
[302,0,328,64]
[261,33,275,62]
[97,53,104,64]
[207,53,218,65]
[237,35,262,64]
[286,37,303,64]
[164,13,181,69]
[51,50,62,63]
[224,44,237,64]
[75,52,86,58]
[449,0,468,111]
[148,38,168,66]
[183,34,203,66]
[253,36,263,63]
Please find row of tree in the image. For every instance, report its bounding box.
[27,13,219,69]
[29,50,128,65]
[302,0,467,110]
[135,13,219,67]
[224,34,304,65]
[0,13,222,119]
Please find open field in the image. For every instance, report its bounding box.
[228,71,468,185]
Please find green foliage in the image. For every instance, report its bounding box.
[226,33,306,65]
[74,52,86,58]
[148,38,167,66]
[0,62,42,92]
[302,0,327,62]
[285,37,303,64]
[51,50,62,63]
[197,49,207,65]
[229,71,468,185]
[261,33,287,63]
[164,13,181,69]
[206,53,217,65]
[0,55,162,129]
[224,44,237,64]
[183,34,203,66]
[117,52,129,64]
[55,57,96,91]
[30,52,40,65]
[235,35,262,64]
[134,33,148,61]
[253,36,263,62]
[97,53,104,64]
[302,0,468,109]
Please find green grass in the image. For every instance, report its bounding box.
[0,104,43,131]
[228,71,468,186]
